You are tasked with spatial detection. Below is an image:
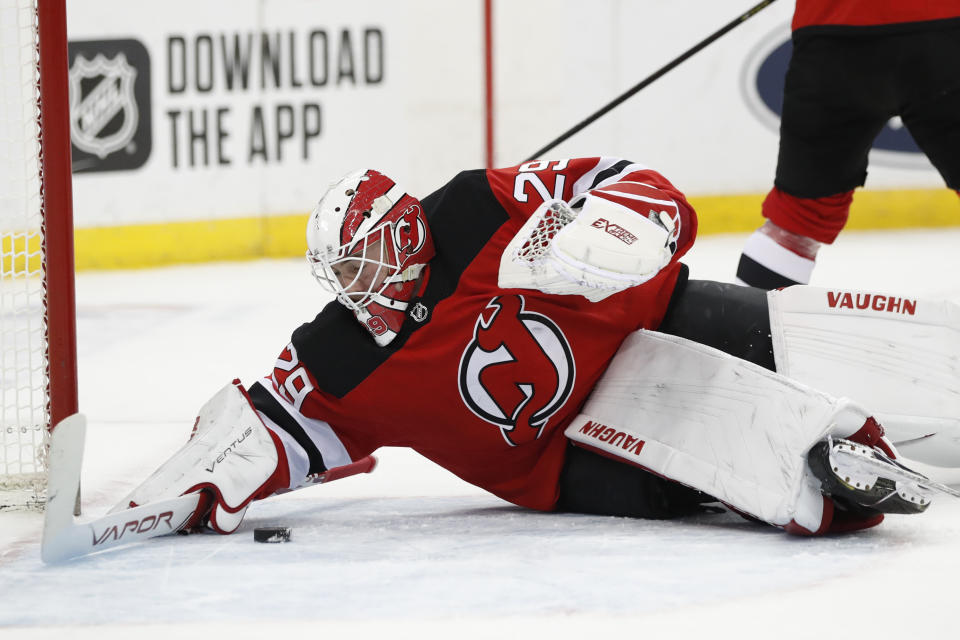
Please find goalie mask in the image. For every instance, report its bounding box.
[306,169,435,346]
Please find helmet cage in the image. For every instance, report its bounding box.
[307,220,404,313]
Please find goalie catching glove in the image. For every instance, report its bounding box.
[110,380,291,534]
[499,192,679,302]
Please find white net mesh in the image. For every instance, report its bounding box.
[515,201,576,264]
[0,0,49,509]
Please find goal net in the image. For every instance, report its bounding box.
[0,0,77,510]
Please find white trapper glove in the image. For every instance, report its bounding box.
[110,380,290,534]
[499,194,677,302]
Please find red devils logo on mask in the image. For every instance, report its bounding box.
[458,295,575,446]
[393,203,426,256]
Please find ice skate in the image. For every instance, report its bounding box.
[807,437,941,515]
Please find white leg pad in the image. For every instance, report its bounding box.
[768,286,960,467]
[566,330,870,532]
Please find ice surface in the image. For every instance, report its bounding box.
[2,229,960,639]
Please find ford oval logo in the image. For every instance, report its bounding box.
[742,25,924,165]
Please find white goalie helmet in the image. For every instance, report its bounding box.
[306,168,435,346]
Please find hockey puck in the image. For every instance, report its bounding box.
[253,526,291,543]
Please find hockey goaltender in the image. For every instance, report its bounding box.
[108,157,960,541]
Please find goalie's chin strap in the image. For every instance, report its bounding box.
[386,262,426,286]
[369,292,409,311]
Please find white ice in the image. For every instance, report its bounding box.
[2,229,960,640]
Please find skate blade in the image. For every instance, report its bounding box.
[810,438,939,514]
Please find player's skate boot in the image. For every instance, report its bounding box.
[807,437,936,515]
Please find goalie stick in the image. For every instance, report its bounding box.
[41,414,377,564]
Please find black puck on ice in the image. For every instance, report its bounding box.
[253,526,292,543]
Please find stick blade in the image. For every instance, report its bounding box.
[41,414,87,564]
[41,415,203,563]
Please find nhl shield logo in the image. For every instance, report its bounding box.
[69,53,139,159]
[68,39,152,172]
[410,302,429,323]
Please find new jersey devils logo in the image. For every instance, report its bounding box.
[393,204,426,256]
[458,295,575,446]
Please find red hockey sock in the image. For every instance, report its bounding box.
[762,187,853,244]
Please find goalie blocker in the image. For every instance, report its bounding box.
[110,380,292,533]
[110,380,375,535]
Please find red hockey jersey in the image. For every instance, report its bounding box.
[253,158,698,511]
[793,0,960,31]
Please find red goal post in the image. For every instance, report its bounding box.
[0,0,77,509]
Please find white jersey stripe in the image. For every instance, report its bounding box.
[595,190,678,210]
